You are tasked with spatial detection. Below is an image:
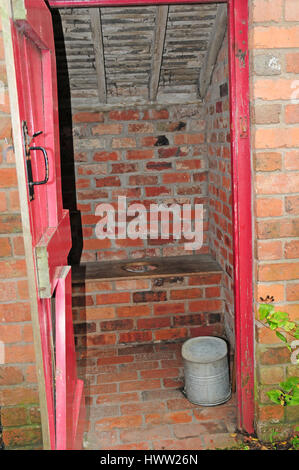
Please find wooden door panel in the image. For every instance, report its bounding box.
[55,267,85,450]
[14,28,49,245]
[38,298,56,449]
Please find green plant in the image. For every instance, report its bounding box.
[259,301,299,445]
[259,302,299,352]
[290,426,299,450]
[291,435,299,450]
[268,430,279,450]
[267,376,299,407]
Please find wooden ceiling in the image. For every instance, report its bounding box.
[53,3,227,107]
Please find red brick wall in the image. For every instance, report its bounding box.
[250,0,299,440]
[61,104,210,263]
[0,20,42,449]
[204,33,234,346]
[72,272,224,364]
[72,271,225,441]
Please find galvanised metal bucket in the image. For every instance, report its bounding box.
[182,336,231,406]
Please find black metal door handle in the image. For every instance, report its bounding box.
[22,121,49,201]
[29,146,49,187]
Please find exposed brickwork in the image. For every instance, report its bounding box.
[204,32,234,346]
[250,0,299,440]
[72,273,224,353]
[61,103,209,263]
[0,22,42,450]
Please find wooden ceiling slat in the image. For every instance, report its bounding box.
[199,4,227,98]
[56,3,225,104]
[89,8,107,103]
[149,5,169,102]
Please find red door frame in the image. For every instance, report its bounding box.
[48,0,254,434]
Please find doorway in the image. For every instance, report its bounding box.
[49,0,254,448]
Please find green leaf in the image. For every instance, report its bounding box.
[289,396,299,406]
[259,304,274,320]
[283,321,296,332]
[276,331,287,343]
[285,395,293,405]
[291,437,299,450]
[273,311,289,322]
[293,328,299,340]
[267,390,284,404]
[280,377,299,392]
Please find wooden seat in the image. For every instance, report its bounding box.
[72,254,222,283]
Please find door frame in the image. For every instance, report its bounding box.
[49,0,254,434]
[49,0,254,435]
[5,0,254,438]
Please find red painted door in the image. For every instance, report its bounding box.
[11,0,85,449]
[55,267,85,450]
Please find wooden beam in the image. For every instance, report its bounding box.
[198,4,227,99]
[49,0,227,8]
[89,8,107,103]
[149,5,168,102]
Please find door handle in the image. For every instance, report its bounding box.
[22,121,49,201]
[29,146,49,187]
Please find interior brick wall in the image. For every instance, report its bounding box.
[61,103,210,263]
[204,32,234,347]
[250,0,299,440]
[72,272,224,357]
[0,19,42,449]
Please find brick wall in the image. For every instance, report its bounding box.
[250,0,299,440]
[61,103,210,263]
[72,272,224,379]
[72,270,228,447]
[0,19,42,449]
[204,32,234,346]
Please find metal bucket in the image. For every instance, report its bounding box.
[182,336,231,406]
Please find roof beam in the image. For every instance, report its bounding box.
[198,4,227,99]
[149,5,169,102]
[89,8,107,103]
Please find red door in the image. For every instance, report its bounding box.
[10,0,85,449]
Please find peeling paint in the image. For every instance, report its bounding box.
[236,49,246,69]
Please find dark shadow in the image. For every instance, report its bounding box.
[51,9,83,265]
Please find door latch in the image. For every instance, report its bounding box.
[22,121,49,201]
